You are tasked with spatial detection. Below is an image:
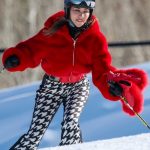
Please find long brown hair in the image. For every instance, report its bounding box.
[43,17,68,36]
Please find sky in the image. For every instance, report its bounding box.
[0,62,150,150]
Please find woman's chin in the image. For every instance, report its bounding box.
[75,22,85,28]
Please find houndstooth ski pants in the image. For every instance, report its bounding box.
[10,74,90,150]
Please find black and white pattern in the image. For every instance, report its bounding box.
[10,74,90,150]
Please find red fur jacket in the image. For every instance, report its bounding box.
[2,11,116,82]
[2,11,148,115]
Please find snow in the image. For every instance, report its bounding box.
[40,133,150,150]
[0,62,150,150]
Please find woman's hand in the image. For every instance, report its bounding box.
[108,80,131,97]
[108,81,123,97]
[4,55,20,69]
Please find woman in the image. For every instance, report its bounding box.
[2,0,148,149]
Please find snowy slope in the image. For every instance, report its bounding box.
[0,62,150,150]
[39,133,150,150]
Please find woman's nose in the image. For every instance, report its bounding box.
[79,13,85,18]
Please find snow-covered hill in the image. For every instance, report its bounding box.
[0,62,150,150]
[40,133,150,150]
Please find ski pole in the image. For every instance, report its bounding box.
[121,96,150,130]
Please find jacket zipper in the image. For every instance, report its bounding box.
[69,39,77,82]
[73,39,76,66]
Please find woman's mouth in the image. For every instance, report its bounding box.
[76,19,84,22]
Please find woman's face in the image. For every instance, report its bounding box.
[70,6,90,27]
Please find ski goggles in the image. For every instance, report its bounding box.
[65,0,95,8]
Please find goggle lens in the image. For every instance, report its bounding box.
[66,0,95,8]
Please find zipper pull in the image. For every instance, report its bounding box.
[73,40,76,48]
[73,38,77,48]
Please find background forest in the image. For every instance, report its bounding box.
[0,0,150,88]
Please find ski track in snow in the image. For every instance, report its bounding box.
[39,133,150,150]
